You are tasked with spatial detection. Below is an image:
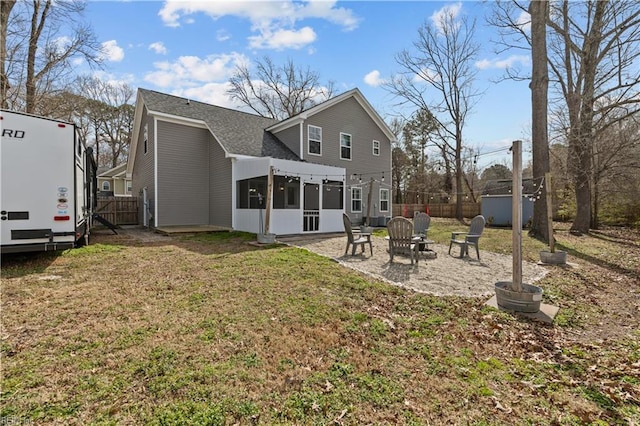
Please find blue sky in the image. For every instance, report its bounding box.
[84,1,533,170]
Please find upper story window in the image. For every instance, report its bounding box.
[102,181,110,191]
[308,125,322,156]
[143,123,148,154]
[379,188,389,212]
[372,140,380,156]
[340,133,352,160]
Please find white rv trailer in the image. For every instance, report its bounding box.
[1,110,96,254]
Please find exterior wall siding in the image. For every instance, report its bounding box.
[300,97,392,223]
[209,133,232,227]
[273,125,300,157]
[156,121,210,226]
[131,107,155,225]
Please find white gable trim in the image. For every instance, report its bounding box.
[127,92,232,178]
[265,88,396,142]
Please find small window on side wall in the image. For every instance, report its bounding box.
[340,133,352,160]
[373,140,380,156]
[102,181,110,191]
[308,125,322,155]
[143,123,148,154]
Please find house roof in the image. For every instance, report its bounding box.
[482,179,537,196]
[136,89,301,161]
[98,163,127,178]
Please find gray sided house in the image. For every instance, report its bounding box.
[481,179,537,227]
[126,88,394,235]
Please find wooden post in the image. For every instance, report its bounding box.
[264,165,274,235]
[545,172,555,253]
[512,140,523,292]
[365,177,374,226]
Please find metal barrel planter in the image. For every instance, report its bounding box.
[539,250,567,265]
[494,281,544,313]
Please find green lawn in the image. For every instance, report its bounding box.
[1,219,639,425]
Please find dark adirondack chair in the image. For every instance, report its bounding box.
[343,213,373,256]
[387,216,418,264]
[413,212,431,238]
[448,215,486,259]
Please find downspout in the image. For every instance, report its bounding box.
[153,117,159,227]
[299,122,304,160]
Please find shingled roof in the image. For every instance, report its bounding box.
[138,89,301,161]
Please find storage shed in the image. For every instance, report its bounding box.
[481,179,537,227]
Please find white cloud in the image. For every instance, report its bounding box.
[476,55,530,70]
[172,82,238,109]
[364,70,386,87]
[100,40,124,62]
[143,52,248,88]
[430,2,463,33]
[149,42,168,55]
[413,68,439,84]
[216,29,231,42]
[158,0,359,50]
[517,10,531,33]
[248,26,316,50]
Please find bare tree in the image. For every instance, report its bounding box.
[402,108,440,204]
[2,0,102,113]
[384,7,482,220]
[0,0,17,108]
[491,0,640,234]
[591,112,640,227]
[529,0,551,242]
[227,56,335,120]
[76,76,134,168]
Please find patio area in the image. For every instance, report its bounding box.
[282,234,548,298]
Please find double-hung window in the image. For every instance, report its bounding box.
[340,133,352,160]
[372,140,380,156]
[379,188,389,212]
[143,123,148,154]
[351,187,362,212]
[308,125,322,155]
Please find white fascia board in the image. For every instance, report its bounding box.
[234,157,345,182]
[150,111,208,128]
[266,88,396,143]
[265,115,304,134]
[126,90,145,177]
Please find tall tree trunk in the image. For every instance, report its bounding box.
[455,131,463,220]
[0,0,16,109]
[26,0,52,113]
[570,0,607,235]
[529,0,550,242]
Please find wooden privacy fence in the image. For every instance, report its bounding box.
[95,197,138,226]
[392,203,481,219]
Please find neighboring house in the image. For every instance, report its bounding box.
[126,88,394,235]
[481,179,537,227]
[97,163,132,197]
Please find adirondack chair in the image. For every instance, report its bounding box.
[387,216,418,264]
[448,215,486,259]
[413,212,431,238]
[343,213,373,256]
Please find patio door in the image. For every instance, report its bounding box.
[303,183,319,232]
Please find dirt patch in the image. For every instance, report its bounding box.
[286,235,547,297]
